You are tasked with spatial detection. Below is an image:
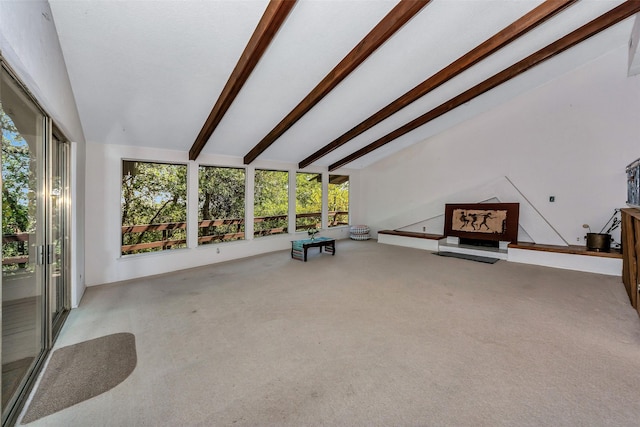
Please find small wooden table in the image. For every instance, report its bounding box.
[291,237,336,262]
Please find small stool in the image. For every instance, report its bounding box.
[349,225,370,240]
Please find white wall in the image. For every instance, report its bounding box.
[0,0,86,306]
[0,1,83,143]
[86,43,640,286]
[357,44,640,247]
[84,142,355,285]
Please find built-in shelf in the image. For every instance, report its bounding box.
[508,242,622,259]
[377,229,622,276]
[438,240,508,260]
[378,230,443,240]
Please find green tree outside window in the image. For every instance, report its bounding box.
[254,169,288,237]
[198,166,245,244]
[121,160,187,255]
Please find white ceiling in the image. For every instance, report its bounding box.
[49,0,634,170]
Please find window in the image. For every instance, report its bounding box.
[198,166,245,245]
[296,172,322,231]
[1,101,38,275]
[254,169,288,237]
[121,160,187,255]
[328,174,349,227]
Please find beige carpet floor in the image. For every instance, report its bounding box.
[20,240,640,426]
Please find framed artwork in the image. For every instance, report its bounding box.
[444,203,519,243]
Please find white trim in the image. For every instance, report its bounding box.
[187,161,198,249]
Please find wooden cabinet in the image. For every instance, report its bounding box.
[621,208,640,315]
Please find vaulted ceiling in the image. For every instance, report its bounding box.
[49,0,637,170]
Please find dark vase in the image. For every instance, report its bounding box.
[586,233,611,252]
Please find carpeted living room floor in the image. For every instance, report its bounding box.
[19,239,640,426]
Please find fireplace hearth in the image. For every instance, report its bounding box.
[459,237,499,248]
[438,203,519,261]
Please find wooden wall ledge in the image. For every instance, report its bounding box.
[378,230,621,259]
[378,230,444,240]
[508,242,622,259]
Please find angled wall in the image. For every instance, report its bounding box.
[358,45,640,251]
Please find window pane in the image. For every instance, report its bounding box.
[198,166,245,245]
[121,160,187,255]
[254,169,288,237]
[328,174,349,227]
[1,97,40,276]
[296,172,321,231]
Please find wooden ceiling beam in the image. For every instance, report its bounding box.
[189,0,297,161]
[329,1,640,171]
[299,0,576,169]
[243,0,431,165]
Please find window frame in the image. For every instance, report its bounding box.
[120,158,189,256]
[328,174,349,228]
[295,171,323,232]
[253,168,289,238]
[197,164,247,246]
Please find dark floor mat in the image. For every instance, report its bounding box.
[21,333,136,424]
[435,251,499,264]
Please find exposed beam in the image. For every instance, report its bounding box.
[189,0,297,161]
[243,0,431,164]
[299,0,576,169]
[329,1,640,171]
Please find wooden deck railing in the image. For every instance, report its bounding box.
[2,233,29,266]
[120,211,348,254]
[1,211,350,264]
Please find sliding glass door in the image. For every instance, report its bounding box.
[1,65,47,421]
[1,64,70,425]
[49,134,70,341]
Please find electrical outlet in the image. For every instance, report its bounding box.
[577,237,580,242]
[422,226,426,232]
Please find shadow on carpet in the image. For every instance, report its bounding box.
[435,251,499,264]
[21,332,136,424]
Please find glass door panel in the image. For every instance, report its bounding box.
[49,135,69,339]
[1,67,46,421]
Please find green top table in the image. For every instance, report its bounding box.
[291,237,336,262]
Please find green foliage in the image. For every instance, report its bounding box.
[296,173,322,213]
[199,166,245,219]
[2,108,34,271]
[296,173,322,230]
[198,166,245,244]
[329,176,349,227]
[121,161,187,254]
[254,170,288,236]
[254,170,288,216]
[2,111,31,235]
[328,182,349,211]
